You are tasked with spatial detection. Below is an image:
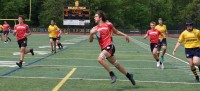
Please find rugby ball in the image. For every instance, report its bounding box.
[93,31,100,39]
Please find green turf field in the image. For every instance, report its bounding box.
[0,34,199,91]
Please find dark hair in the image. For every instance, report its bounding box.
[95,10,107,22]
[186,19,193,25]
[18,15,25,20]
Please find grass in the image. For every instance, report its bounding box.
[0,34,199,91]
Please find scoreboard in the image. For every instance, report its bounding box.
[63,5,90,25]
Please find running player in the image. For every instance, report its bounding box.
[0,24,3,41]
[3,21,11,43]
[173,19,200,82]
[13,15,34,68]
[144,21,164,69]
[155,18,168,63]
[48,20,59,53]
[89,10,135,86]
[56,28,63,49]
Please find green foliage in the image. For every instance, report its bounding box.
[1,0,200,29]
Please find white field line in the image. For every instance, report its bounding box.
[130,37,188,65]
[1,76,200,85]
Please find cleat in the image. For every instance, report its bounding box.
[30,48,34,55]
[128,74,136,86]
[54,51,56,54]
[111,75,117,84]
[157,62,160,67]
[195,76,199,82]
[160,56,165,62]
[161,63,164,69]
[16,62,22,68]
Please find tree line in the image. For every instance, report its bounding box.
[0,0,200,30]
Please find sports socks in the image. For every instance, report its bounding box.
[109,71,115,76]
[192,68,198,77]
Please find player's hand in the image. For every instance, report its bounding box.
[172,50,176,55]
[160,38,163,42]
[125,35,130,43]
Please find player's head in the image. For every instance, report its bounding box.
[185,19,193,31]
[51,20,55,25]
[18,15,25,24]
[4,21,7,24]
[158,18,163,25]
[94,10,107,24]
[150,21,156,29]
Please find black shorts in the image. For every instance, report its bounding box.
[56,36,61,40]
[3,31,9,35]
[150,43,158,52]
[159,38,167,46]
[102,44,115,57]
[0,31,3,33]
[17,38,27,48]
[185,47,200,58]
[49,37,57,41]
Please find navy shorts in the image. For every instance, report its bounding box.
[18,38,27,48]
[150,43,158,52]
[159,38,167,46]
[3,31,9,35]
[185,47,200,58]
[102,44,115,57]
[49,37,57,41]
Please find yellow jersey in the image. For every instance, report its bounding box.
[48,25,58,38]
[178,29,200,48]
[0,25,3,31]
[155,24,167,38]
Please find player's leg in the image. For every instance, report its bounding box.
[160,39,167,62]
[98,50,116,83]
[49,38,54,53]
[53,38,57,53]
[16,46,25,68]
[107,56,136,85]
[56,39,61,49]
[0,31,2,41]
[151,44,161,68]
[188,57,199,82]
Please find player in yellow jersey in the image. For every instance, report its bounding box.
[48,20,59,53]
[0,24,3,41]
[173,19,200,82]
[155,18,167,66]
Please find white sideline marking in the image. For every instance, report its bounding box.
[61,42,75,44]
[130,37,188,65]
[1,76,200,85]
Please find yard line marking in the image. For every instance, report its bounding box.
[2,76,200,85]
[52,68,77,91]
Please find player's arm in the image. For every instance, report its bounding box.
[159,31,164,42]
[25,25,31,37]
[173,33,184,55]
[112,27,129,43]
[13,30,17,36]
[144,31,149,39]
[89,27,98,43]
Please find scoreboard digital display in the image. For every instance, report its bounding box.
[63,5,90,25]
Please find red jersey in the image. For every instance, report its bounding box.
[96,23,114,49]
[3,24,10,31]
[56,30,61,37]
[14,24,30,41]
[147,29,161,43]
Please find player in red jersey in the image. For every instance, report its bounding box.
[89,10,135,86]
[13,15,34,68]
[144,21,164,69]
[56,28,63,49]
[3,21,11,43]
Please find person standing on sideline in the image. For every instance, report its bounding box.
[48,20,59,53]
[89,10,135,86]
[155,18,168,63]
[13,15,34,68]
[173,19,200,82]
[0,24,3,41]
[3,21,11,43]
[144,21,164,69]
